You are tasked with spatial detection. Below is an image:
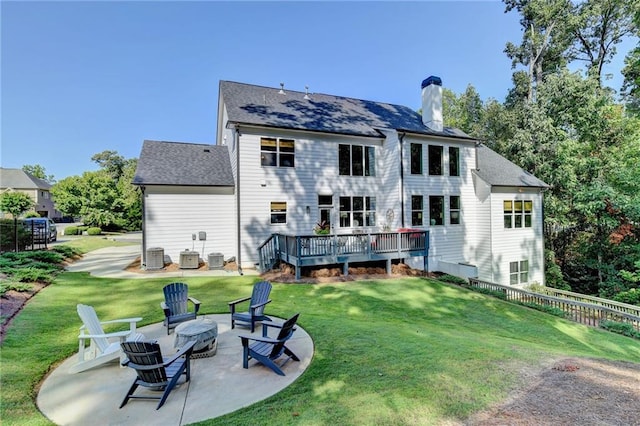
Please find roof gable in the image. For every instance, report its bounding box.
[0,168,52,190]
[133,141,234,186]
[475,145,549,188]
[220,81,472,139]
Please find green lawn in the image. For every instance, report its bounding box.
[2,272,639,425]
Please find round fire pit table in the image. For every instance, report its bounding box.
[174,318,218,358]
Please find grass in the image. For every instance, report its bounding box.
[2,271,639,425]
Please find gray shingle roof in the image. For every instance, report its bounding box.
[220,81,473,139]
[475,144,549,188]
[0,168,52,190]
[132,141,234,186]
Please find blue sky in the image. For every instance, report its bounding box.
[1,1,634,181]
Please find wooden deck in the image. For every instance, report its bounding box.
[258,231,429,280]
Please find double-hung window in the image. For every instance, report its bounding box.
[504,200,532,228]
[510,260,529,284]
[339,196,376,227]
[411,195,423,226]
[270,202,287,224]
[261,137,295,167]
[428,145,443,176]
[339,144,375,176]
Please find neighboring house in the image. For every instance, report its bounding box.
[134,77,549,286]
[0,168,60,219]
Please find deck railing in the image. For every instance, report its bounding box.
[258,231,429,279]
[468,278,640,332]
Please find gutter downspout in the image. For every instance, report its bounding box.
[234,126,243,275]
[399,132,406,228]
[140,185,147,269]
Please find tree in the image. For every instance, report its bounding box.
[22,164,55,183]
[91,150,126,181]
[51,151,142,231]
[621,9,640,114]
[568,0,638,85]
[0,191,34,252]
[504,0,573,102]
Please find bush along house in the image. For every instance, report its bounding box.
[133,76,549,284]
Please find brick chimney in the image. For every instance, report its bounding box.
[421,76,443,132]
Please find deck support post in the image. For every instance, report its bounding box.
[343,262,349,276]
[386,259,392,274]
[295,264,301,280]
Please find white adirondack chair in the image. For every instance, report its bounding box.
[69,304,144,374]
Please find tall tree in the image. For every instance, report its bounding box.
[504,0,573,102]
[621,8,640,114]
[22,164,55,183]
[568,0,638,85]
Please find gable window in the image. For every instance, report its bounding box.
[428,145,443,176]
[339,196,376,227]
[510,260,529,284]
[339,144,375,176]
[411,195,423,226]
[449,147,460,176]
[429,196,444,226]
[504,200,532,228]
[270,201,287,224]
[261,137,295,167]
[410,143,422,174]
[450,196,461,224]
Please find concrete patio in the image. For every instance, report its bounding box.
[38,314,314,425]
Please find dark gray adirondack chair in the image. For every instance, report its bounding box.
[239,313,300,376]
[228,281,272,332]
[119,340,196,410]
[161,282,201,334]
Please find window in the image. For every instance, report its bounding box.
[270,202,287,224]
[411,195,423,226]
[450,196,460,224]
[410,143,422,174]
[510,260,529,285]
[449,147,460,176]
[428,145,443,175]
[338,144,375,176]
[504,200,532,228]
[261,137,295,167]
[429,196,444,226]
[339,196,376,227]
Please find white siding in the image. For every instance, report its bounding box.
[144,186,236,266]
[402,137,477,271]
[472,173,493,281]
[489,188,545,286]
[236,128,385,268]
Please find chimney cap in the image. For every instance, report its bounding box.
[421,76,442,89]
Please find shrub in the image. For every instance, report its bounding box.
[470,286,507,300]
[0,280,33,296]
[11,267,54,284]
[87,227,102,236]
[518,301,568,318]
[612,288,640,306]
[600,320,640,339]
[439,274,468,285]
[63,226,78,236]
[52,245,80,258]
